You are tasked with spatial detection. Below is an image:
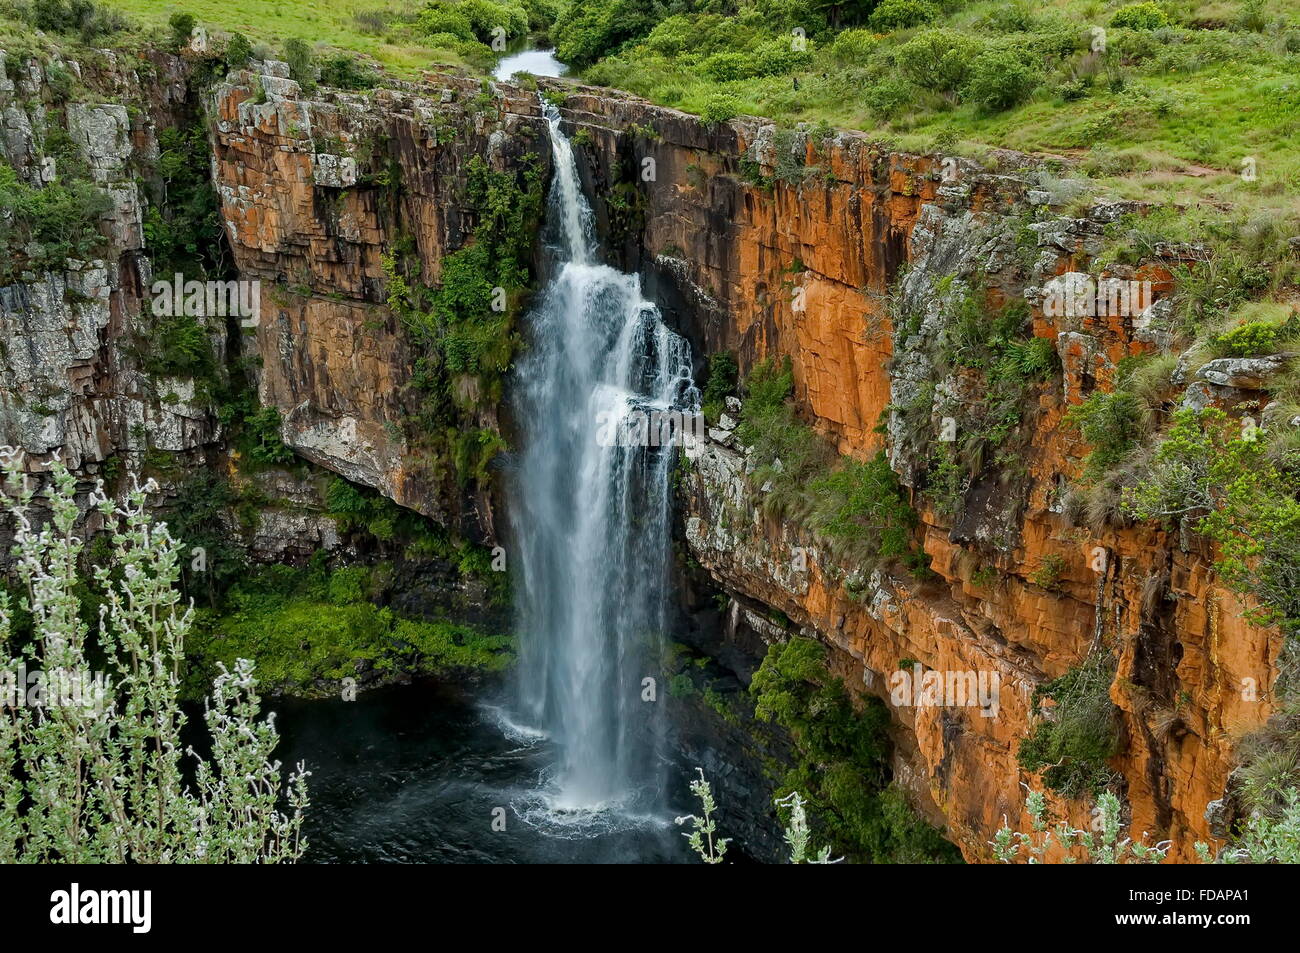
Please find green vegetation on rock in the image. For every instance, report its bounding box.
[186,561,513,698]
[751,635,961,863]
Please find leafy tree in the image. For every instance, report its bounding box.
[168,11,196,51]
[225,32,254,68]
[0,456,309,862]
[283,37,316,90]
[961,48,1038,112]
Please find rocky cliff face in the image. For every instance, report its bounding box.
[548,83,1281,861]
[0,49,217,478]
[209,69,549,535]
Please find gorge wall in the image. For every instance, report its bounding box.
[547,84,1280,861]
[0,47,1282,861]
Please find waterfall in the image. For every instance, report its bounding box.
[508,102,698,817]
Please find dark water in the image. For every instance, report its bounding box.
[274,681,694,864]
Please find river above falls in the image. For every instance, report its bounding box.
[494,46,567,81]
[274,681,694,863]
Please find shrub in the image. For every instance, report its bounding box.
[242,406,296,466]
[863,76,916,117]
[1211,315,1296,357]
[283,37,316,89]
[319,53,380,89]
[702,51,749,82]
[750,636,959,862]
[868,0,938,32]
[829,28,879,63]
[142,311,216,380]
[894,29,984,92]
[1030,553,1066,590]
[1110,2,1170,30]
[457,0,529,42]
[0,459,309,862]
[748,39,814,76]
[700,350,738,422]
[961,47,1038,112]
[1064,389,1150,480]
[168,11,195,50]
[28,0,125,38]
[416,4,477,41]
[808,452,918,565]
[994,788,1168,863]
[1125,408,1300,635]
[0,162,112,278]
[1017,653,1120,798]
[226,32,253,68]
[699,92,741,124]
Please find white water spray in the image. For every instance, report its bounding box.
[509,102,697,815]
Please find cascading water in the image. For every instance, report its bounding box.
[507,102,698,821]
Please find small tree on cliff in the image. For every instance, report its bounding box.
[0,451,309,862]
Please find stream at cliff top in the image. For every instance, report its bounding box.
[271,99,703,864]
[494,45,566,81]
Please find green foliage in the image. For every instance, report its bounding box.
[1030,553,1066,590]
[868,0,936,32]
[141,310,217,382]
[808,452,917,563]
[186,562,512,697]
[1124,408,1300,636]
[1017,654,1120,798]
[319,53,381,89]
[894,28,983,93]
[914,292,1056,504]
[700,350,738,423]
[417,4,476,41]
[143,121,226,279]
[0,161,112,280]
[551,0,662,66]
[165,471,249,606]
[1211,313,1298,357]
[242,406,297,466]
[226,31,254,67]
[382,153,541,492]
[283,37,316,89]
[25,0,127,40]
[326,476,432,547]
[168,10,195,50]
[961,47,1038,113]
[736,357,923,571]
[1109,2,1170,31]
[751,636,960,863]
[0,459,308,862]
[699,92,740,124]
[1065,389,1150,481]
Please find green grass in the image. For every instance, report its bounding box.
[572,0,1300,217]
[99,0,468,74]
